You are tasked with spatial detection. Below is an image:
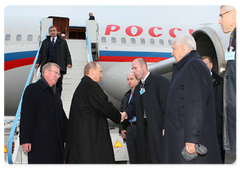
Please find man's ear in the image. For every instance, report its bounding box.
[181,44,185,53]
[43,69,48,76]
[89,68,95,76]
[232,8,236,19]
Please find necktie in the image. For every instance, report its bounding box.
[227,30,235,52]
[229,31,234,47]
[128,90,134,104]
[52,38,55,46]
[128,90,136,122]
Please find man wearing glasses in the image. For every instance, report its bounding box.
[219,5,236,155]
[20,62,68,164]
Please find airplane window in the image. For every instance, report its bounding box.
[140,38,145,44]
[111,37,116,43]
[121,37,126,44]
[150,39,155,45]
[5,34,11,41]
[168,39,173,45]
[27,34,33,41]
[16,34,22,41]
[131,38,136,44]
[159,39,164,45]
[101,37,106,43]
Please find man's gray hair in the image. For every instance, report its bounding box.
[220,5,235,11]
[174,34,196,50]
[42,62,60,74]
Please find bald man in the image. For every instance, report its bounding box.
[119,73,139,163]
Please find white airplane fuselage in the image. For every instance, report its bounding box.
[4,12,230,116]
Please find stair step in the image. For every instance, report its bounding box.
[62,39,89,118]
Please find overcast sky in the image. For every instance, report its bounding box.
[1,0,232,26]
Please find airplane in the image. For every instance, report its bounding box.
[4,5,234,164]
[4,5,230,118]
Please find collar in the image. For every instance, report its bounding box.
[39,77,56,94]
[175,50,198,70]
[141,71,150,84]
[51,36,57,42]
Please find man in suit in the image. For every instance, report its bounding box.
[35,26,72,96]
[218,5,236,155]
[119,72,139,163]
[202,56,224,163]
[20,62,68,164]
[163,34,221,163]
[121,58,170,163]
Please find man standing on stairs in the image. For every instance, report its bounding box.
[35,25,72,96]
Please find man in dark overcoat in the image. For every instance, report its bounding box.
[122,58,170,163]
[65,62,122,164]
[119,72,139,163]
[163,34,221,164]
[35,25,72,95]
[202,56,224,163]
[20,62,68,164]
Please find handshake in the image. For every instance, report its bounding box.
[120,111,128,122]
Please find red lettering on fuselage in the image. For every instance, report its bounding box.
[104,25,193,38]
[189,29,194,34]
[105,25,121,35]
[169,28,182,38]
[148,27,163,37]
[125,25,143,37]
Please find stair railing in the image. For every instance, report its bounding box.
[7,20,52,164]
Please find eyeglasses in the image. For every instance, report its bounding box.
[219,10,232,18]
[48,70,61,77]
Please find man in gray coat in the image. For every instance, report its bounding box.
[218,5,236,155]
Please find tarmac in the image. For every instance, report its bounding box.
[1,132,237,165]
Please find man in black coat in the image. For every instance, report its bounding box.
[218,5,236,155]
[202,56,225,163]
[20,62,68,164]
[121,58,170,163]
[35,26,72,95]
[164,34,221,164]
[119,72,139,163]
[65,62,123,164]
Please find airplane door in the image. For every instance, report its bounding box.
[40,18,53,43]
[48,16,70,39]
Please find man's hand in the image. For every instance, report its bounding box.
[121,130,126,139]
[22,143,31,152]
[35,63,39,68]
[186,142,196,154]
[67,64,72,68]
[120,112,128,122]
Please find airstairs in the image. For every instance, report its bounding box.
[7,20,128,164]
[61,40,88,118]
[6,20,97,164]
